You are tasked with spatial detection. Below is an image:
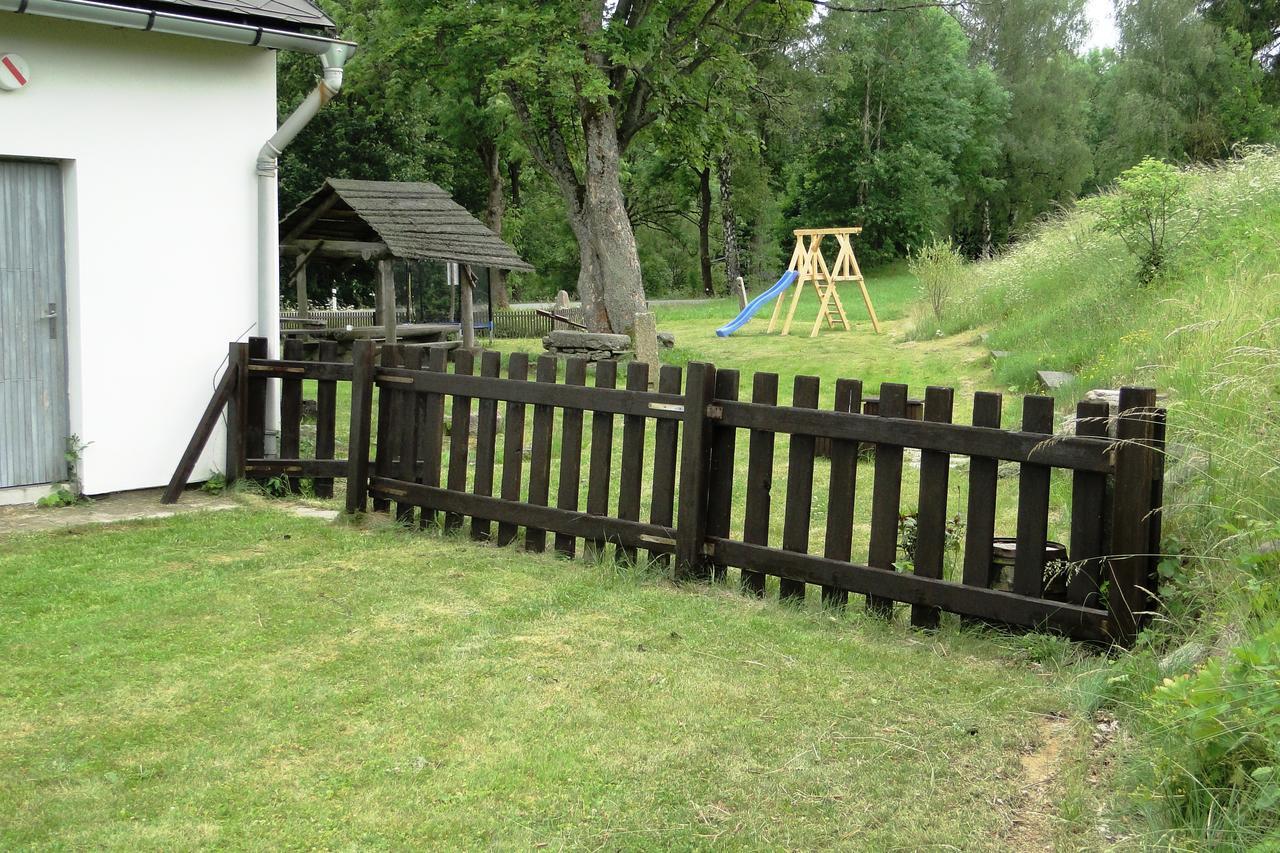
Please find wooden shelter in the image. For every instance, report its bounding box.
[279,179,532,347]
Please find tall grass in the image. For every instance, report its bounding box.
[915,148,1280,847]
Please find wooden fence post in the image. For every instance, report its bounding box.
[676,361,717,579]
[224,341,249,485]
[344,339,377,514]
[246,336,268,464]
[1107,386,1158,645]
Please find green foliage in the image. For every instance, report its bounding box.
[201,474,227,495]
[907,237,966,325]
[35,488,81,509]
[788,9,1009,264]
[1081,157,1195,283]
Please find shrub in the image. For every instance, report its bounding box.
[1142,620,1280,845]
[908,238,965,325]
[1082,157,1196,285]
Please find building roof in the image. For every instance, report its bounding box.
[280,179,534,272]
[110,0,333,31]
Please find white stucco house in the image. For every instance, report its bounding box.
[0,0,353,504]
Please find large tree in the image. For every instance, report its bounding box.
[412,1,804,333]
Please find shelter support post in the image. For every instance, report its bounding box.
[461,264,476,350]
[378,259,397,345]
[294,257,309,320]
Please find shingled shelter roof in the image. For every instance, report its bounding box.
[280,179,533,272]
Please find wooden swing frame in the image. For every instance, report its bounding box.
[767,227,881,336]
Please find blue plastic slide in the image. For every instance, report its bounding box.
[715,270,799,337]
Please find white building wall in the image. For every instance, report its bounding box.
[2,14,277,494]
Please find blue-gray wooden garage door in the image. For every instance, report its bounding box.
[0,160,69,489]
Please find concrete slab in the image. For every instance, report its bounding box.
[0,487,239,537]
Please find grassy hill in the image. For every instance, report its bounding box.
[913,148,1280,848]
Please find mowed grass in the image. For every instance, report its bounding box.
[1,506,1083,850]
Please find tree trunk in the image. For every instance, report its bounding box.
[480,141,511,309]
[571,107,647,334]
[697,165,714,297]
[718,153,740,284]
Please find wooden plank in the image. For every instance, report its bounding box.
[1067,401,1111,606]
[224,342,250,486]
[1012,396,1055,598]
[470,350,502,541]
[648,365,683,566]
[585,360,618,559]
[780,375,821,601]
[163,351,240,503]
[675,362,716,579]
[369,477,675,558]
[1107,387,1157,645]
[497,352,530,546]
[444,349,476,532]
[419,347,449,527]
[910,386,955,630]
[394,348,423,524]
[867,383,908,617]
[246,458,346,477]
[709,539,1112,643]
[554,358,589,556]
[715,402,1112,472]
[246,336,268,463]
[247,360,354,381]
[524,355,558,553]
[344,340,377,513]
[313,340,339,498]
[616,361,651,563]
[280,338,305,494]
[371,344,401,513]
[961,392,1004,591]
[741,372,779,597]
[705,369,741,582]
[375,367,686,421]
[821,378,863,607]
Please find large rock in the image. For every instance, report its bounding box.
[632,312,660,379]
[543,330,631,350]
[656,331,676,349]
[553,290,573,311]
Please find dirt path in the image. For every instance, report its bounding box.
[0,487,238,537]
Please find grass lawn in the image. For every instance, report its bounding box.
[1,505,1100,850]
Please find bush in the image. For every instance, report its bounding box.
[1082,157,1196,285]
[908,238,965,326]
[1141,620,1280,845]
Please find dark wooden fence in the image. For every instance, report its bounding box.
[168,337,1167,646]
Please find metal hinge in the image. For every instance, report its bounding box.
[705,404,724,420]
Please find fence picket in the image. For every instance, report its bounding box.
[247,337,268,464]
[1068,400,1111,606]
[1108,387,1158,645]
[781,375,821,602]
[314,340,339,498]
[910,386,955,629]
[648,365,683,565]
[394,348,422,524]
[1012,396,1055,598]
[372,344,401,513]
[706,369,741,582]
[554,358,589,556]
[419,347,449,527]
[445,350,475,532]
[867,382,908,616]
[524,355,558,553]
[741,372,779,597]
[280,338,305,493]
[343,340,376,513]
[585,361,618,559]
[497,353,530,546]
[676,362,717,579]
[470,350,503,541]
[822,378,863,607]
[617,361,651,563]
[961,392,1003,594]
[225,342,249,484]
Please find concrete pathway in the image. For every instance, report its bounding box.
[0,488,239,537]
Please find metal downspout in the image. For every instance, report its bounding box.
[257,44,353,453]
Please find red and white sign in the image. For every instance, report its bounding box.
[0,54,30,91]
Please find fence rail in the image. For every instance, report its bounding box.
[167,337,1167,646]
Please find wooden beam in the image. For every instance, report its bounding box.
[281,194,340,243]
[792,226,862,237]
[460,264,476,350]
[281,240,392,260]
[379,258,398,345]
[294,257,309,320]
